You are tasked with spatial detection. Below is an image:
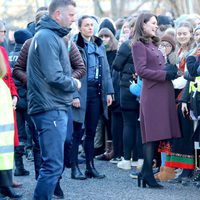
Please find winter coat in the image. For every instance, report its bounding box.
[112,40,139,110]
[72,33,114,123]
[9,44,28,111]
[27,15,77,115]
[0,46,19,147]
[132,41,181,143]
[13,38,85,84]
[13,39,32,84]
[106,50,120,112]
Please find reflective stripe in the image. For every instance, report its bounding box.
[0,145,14,153]
[189,77,200,93]
[0,152,14,170]
[0,124,14,133]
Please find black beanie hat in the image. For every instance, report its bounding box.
[99,18,116,36]
[157,15,173,26]
[14,29,32,44]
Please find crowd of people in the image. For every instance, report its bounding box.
[0,0,200,199]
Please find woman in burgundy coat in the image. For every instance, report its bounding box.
[132,13,181,188]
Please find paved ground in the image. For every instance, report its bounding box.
[14,159,199,200]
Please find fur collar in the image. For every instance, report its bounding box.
[76,32,103,48]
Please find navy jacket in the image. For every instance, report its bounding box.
[72,33,114,122]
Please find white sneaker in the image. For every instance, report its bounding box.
[117,160,131,170]
[131,161,138,167]
[136,159,144,170]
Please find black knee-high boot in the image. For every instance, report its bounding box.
[138,142,163,188]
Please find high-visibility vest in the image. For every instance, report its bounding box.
[189,76,200,93]
[0,79,14,170]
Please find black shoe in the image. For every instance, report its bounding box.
[137,173,163,189]
[53,182,64,199]
[0,187,22,199]
[85,168,105,179]
[85,161,106,179]
[71,164,87,180]
[192,173,200,182]
[14,168,30,176]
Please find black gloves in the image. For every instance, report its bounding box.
[165,71,179,81]
[164,63,179,81]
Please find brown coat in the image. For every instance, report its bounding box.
[132,41,181,143]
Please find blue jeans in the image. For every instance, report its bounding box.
[31,110,68,200]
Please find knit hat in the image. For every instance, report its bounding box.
[14,29,32,44]
[161,34,176,51]
[99,18,116,36]
[157,15,173,26]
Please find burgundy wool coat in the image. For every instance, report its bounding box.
[132,41,181,143]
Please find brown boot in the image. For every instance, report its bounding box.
[155,166,175,182]
[95,140,113,161]
[154,166,164,180]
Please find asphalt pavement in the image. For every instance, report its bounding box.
[14,159,200,200]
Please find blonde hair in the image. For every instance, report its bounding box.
[0,51,7,78]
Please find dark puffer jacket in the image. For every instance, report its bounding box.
[27,15,77,115]
[112,40,139,110]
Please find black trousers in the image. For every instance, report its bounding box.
[0,170,12,187]
[111,111,123,158]
[122,109,142,160]
[70,122,84,164]
[84,85,102,162]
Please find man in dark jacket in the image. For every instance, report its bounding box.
[27,1,80,199]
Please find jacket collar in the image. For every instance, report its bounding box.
[76,32,103,49]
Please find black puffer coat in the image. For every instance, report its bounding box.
[112,40,139,110]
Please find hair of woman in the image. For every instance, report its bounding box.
[98,28,118,51]
[132,12,160,46]
[175,21,195,50]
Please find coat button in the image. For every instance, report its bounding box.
[159,62,162,65]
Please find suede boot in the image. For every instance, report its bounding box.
[155,166,175,181]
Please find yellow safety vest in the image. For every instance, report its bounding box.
[189,76,200,93]
[0,79,14,170]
